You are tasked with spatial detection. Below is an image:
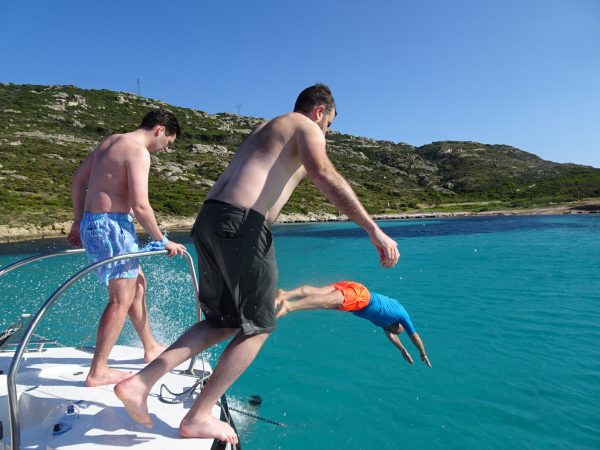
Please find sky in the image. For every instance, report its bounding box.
[1,0,599,168]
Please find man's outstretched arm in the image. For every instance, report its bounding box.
[384,331,414,364]
[297,124,399,268]
[409,332,432,367]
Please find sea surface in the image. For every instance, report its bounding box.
[1,215,599,449]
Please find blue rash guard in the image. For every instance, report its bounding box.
[352,292,416,335]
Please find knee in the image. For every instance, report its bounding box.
[107,297,133,311]
[135,274,147,295]
[107,289,136,308]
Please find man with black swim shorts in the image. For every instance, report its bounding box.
[115,84,400,445]
[193,200,277,334]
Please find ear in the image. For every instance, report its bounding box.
[312,105,326,121]
[153,125,165,137]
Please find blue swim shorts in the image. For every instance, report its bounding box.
[79,212,140,285]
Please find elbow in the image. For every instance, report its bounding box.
[309,167,337,188]
[131,202,152,216]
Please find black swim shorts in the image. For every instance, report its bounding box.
[191,199,277,334]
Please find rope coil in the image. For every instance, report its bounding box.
[158,375,287,427]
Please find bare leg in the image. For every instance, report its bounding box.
[276,288,343,318]
[275,284,336,315]
[178,331,270,444]
[127,268,166,362]
[86,278,138,387]
[114,321,236,428]
[276,284,336,302]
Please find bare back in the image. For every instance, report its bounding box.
[208,112,316,224]
[84,134,145,213]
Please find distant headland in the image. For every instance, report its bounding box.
[1,83,599,243]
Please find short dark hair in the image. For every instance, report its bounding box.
[293,83,336,115]
[139,109,181,137]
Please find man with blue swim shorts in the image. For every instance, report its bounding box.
[67,110,186,387]
[276,281,432,367]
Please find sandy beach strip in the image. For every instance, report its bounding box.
[1,201,598,244]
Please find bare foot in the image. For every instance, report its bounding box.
[275,299,289,318]
[144,344,167,363]
[275,288,288,302]
[86,368,132,387]
[179,415,238,444]
[114,375,153,428]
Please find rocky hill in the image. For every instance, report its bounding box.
[1,83,599,230]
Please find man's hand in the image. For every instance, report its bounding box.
[401,348,414,364]
[67,222,82,248]
[165,241,186,257]
[369,227,399,268]
[421,353,432,368]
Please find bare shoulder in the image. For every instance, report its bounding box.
[116,134,149,160]
[250,120,269,134]
[275,113,324,140]
[286,112,317,128]
[116,133,142,148]
[293,116,326,148]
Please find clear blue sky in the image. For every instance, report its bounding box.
[2,0,599,167]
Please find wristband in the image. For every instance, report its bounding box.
[140,235,169,252]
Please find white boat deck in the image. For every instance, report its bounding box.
[0,345,229,449]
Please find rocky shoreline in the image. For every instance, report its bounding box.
[1,202,598,244]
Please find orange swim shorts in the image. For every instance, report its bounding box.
[331,281,371,312]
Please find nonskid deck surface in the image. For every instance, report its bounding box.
[0,345,222,449]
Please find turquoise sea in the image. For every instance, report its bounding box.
[1,215,599,449]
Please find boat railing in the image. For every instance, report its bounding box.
[0,248,86,277]
[1,313,74,354]
[1,248,202,450]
